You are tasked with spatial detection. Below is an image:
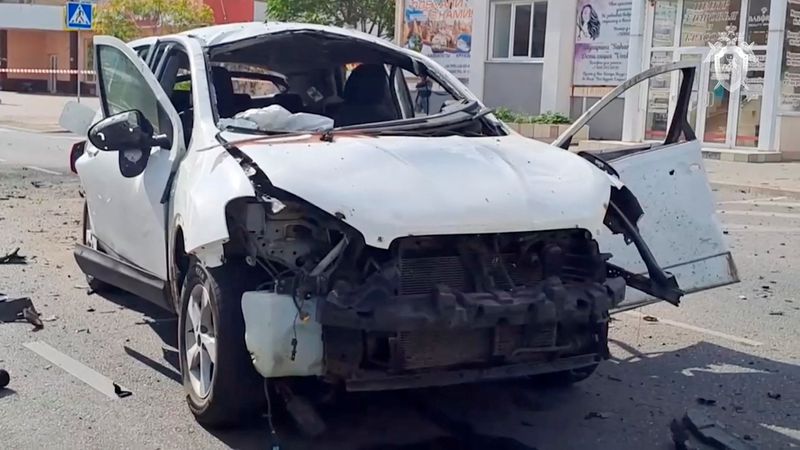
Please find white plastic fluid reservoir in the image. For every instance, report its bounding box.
[241,292,324,378]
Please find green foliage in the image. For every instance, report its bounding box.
[95,0,215,42]
[265,0,395,38]
[493,108,572,124]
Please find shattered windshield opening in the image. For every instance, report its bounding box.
[208,31,504,137]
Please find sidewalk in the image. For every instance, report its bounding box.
[704,159,800,199]
[0,91,98,133]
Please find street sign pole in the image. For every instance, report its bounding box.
[65,1,93,103]
[77,30,81,103]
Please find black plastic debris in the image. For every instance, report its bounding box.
[0,248,27,265]
[113,383,132,398]
[767,392,781,400]
[696,397,717,406]
[584,411,612,420]
[643,315,659,323]
[671,409,756,450]
[0,369,9,389]
[0,295,43,330]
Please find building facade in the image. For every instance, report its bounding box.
[422,0,798,158]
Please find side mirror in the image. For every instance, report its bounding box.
[88,110,171,178]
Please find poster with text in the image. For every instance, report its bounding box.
[781,0,800,112]
[573,0,632,86]
[400,0,474,85]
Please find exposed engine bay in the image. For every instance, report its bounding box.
[225,195,628,389]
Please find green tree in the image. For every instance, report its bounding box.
[95,0,214,42]
[265,0,395,38]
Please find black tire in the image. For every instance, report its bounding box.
[81,201,113,293]
[531,363,599,387]
[178,259,264,428]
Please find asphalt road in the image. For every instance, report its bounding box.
[0,130,798,449]
[0,127,81,174]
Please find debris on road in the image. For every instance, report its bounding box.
[767,392,781,400]
[643,315,659,323]
[0,369,9,389]
[768,311,784,316]
[0,295,44,330]
[22,305,43,330]
[696,397,717,406]
[584,411,612,420]
[671,409,756,450]
[113,383,132,398]
[0,248,27,264]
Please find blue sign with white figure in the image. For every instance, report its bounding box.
[66,2,94,31]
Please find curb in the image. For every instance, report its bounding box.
[0,124,66,134]
[710,181,800,200]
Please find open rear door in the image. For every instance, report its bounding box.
[554,62,739,312]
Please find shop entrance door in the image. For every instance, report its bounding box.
[668,48,749,149]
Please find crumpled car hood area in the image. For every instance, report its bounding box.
[225,132,616,248]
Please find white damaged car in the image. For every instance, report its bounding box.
[67,23,738,428]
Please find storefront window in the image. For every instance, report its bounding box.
[645,51,673,139]
[736,50,766,147]
[781,0,800,113]
[652,0,678,47]
[681,0,742,47]
[745,0,770,45]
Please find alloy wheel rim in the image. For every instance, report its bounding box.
[185,284,217,399]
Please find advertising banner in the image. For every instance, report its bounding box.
[573,0,632,86]
[399,0,474,84]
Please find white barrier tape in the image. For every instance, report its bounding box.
[0,68,95,75]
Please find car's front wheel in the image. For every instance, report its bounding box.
[178,260,264,427]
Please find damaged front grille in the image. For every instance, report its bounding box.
[394,230,604,296]
[398,255,469,295]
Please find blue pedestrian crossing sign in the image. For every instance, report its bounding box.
[65,2,94,31]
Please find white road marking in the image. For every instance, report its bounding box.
[762,424,800,442]
[622,311,763,347]
[718,210,800,220]
[681,363,770,377]
[24,165,61,175]
[24,341,128,400]
[719,196,787,205]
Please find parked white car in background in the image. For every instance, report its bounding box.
[66,22,737,431]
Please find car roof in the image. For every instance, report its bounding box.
[177,22,394,49]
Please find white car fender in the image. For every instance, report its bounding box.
[171,141,255,268]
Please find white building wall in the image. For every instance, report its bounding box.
[0,4,65,31]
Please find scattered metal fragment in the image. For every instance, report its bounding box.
[0,248,27,265]
[643,315,659,323]
[768,311,784,316]
[671,409,756,450]
[0,296,35,324]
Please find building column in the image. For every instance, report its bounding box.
[69,30,78,91]
[468,0,490,100]
[540,0,576,114]
[759,0,787,151]
[622,0,648,142]
[0,30,7,89]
